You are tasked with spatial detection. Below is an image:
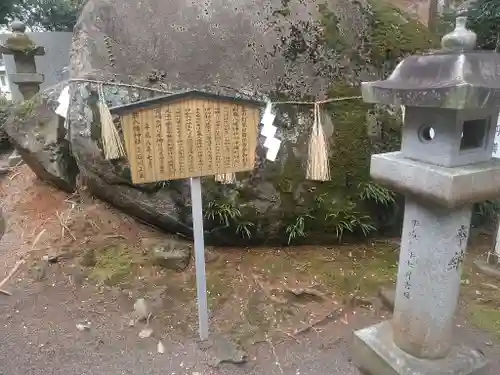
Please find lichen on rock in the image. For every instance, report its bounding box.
[3,34,37,54]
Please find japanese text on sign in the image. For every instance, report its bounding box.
[120,98,260,183]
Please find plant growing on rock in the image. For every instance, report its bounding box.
[204,200,256,241]
[285,213,314,245]
[236,221,255,240]
[205,201,241,227]
[284,193,378,245]
[358,181,395,206]
[325,202,376,243]
[14,96,41,120]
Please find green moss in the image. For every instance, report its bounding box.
[273,82,400,244]
[316,1,436,202]
[198,0,438,245]
[271,143,305,201]
[469,305,500,337]
[326,84,372,191]
[14,95,42,121]
[269,2,436,244]
[0,96,10,115]
[369,0,439,70]
[318,3,348,53]
[88,245,135,286]
[247,242,398,298]
[4,35,37,54]
[316,245,398,296]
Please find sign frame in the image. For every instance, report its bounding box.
[112,89,264,183]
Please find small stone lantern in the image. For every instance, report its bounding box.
[352,17,500,375]
[0,20,45,100]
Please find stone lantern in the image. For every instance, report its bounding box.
[0,20,45,100]
[352,16,500,375]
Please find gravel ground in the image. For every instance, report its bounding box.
[0,266,499,375]
[0,267,362,375]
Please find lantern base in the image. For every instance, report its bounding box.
[353,321,487,375]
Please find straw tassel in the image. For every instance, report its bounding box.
[98,84,125,160]
[306,103,330,181]
[215,173,235,184]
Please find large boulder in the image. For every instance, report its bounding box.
[34,0,435,244]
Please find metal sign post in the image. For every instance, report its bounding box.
[491,114,500,263]
[190,177,209,340]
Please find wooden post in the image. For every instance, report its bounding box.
[0,20,45,100]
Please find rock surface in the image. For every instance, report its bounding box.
[70,0,371,95]
[3,83,78,192]
[133,298,150,322]
[202,334,248,366]
[143,238,191,271]
[7,150,23,167]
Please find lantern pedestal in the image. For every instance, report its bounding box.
[354,321,486,375]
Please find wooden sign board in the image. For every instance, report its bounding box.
[112,91,263,184]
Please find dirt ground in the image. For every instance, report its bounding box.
[1,164,500,374]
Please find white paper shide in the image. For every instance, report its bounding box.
[493,113,500,159]
[260,101,281,162]
[55,85,70,119]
